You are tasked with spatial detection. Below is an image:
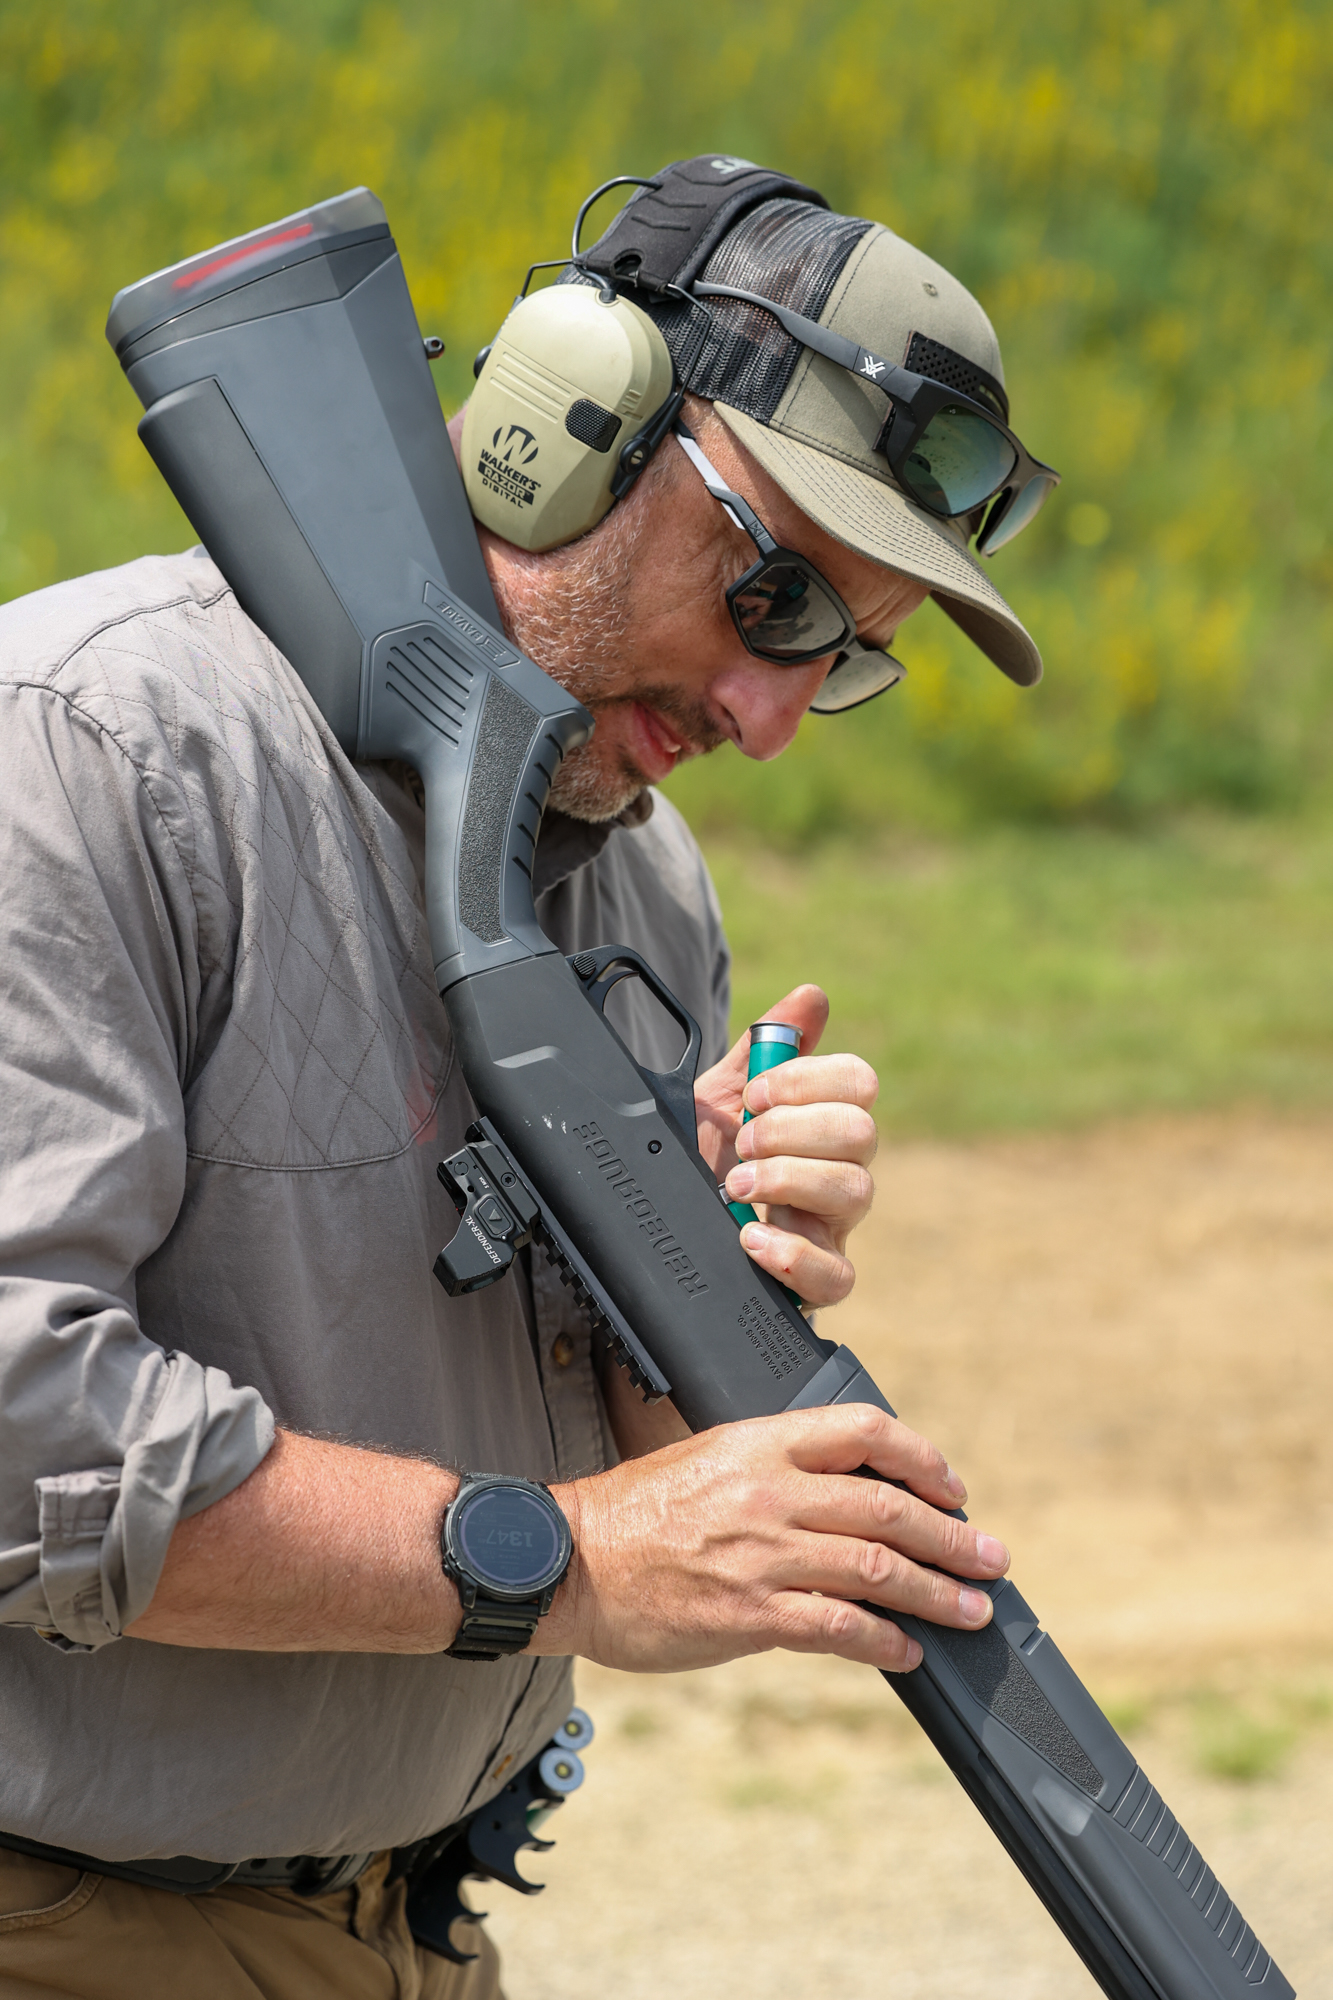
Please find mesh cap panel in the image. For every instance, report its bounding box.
[652,198,872,421]
[903,331,1009,424]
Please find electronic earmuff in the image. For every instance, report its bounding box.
[462,284,680,553]
[462,161,825,553]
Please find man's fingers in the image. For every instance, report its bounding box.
[766,1592,924,1672]
[744,1052,878,1116]
[736,1099,879,1168]
[774,1403,969,1508]
[788,1531,999,1629]
[792,1473,1009,1581]
[738,1219,855,1306]
[726,1155,873,1227]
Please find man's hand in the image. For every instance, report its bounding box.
[537,1403,1008,1675]
[694,983,876,1308]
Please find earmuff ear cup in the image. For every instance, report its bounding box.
[461,287,674,552]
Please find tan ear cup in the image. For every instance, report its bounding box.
[462,286,675,552]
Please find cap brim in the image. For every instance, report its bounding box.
[713,403,1042,687]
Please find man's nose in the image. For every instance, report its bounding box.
[711,658,832,762]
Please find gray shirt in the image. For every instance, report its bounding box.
[0,550,729,1862]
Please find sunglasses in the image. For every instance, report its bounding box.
[693,281,1059,554]
[674,420,907,714]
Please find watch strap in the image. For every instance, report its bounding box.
[448,1597,543,1662]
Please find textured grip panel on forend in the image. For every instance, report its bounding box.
[931,1623,1104,1798]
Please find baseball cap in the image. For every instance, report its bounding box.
[637,192,1043,686]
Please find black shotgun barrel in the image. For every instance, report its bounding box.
[109,190,1294,2000]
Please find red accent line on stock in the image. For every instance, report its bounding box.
[172,223,314,291]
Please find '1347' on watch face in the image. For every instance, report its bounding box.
[454,1484,566,1594]
[442,1475,573,1661]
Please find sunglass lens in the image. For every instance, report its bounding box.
[900,406,1016,516]
[731,562,850,658]
[810,644,907,714]
[976,471,1057,554]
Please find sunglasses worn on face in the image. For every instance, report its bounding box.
[693,282,1060,554]
[674,421,907,715]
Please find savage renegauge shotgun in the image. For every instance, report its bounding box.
[107,190,1292,2000]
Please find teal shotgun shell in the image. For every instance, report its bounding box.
[725,1026,803,1311]
[740,1021,802,1127]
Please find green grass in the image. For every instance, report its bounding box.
[1191,1698,1297,1784]
[701,813,1333,1136]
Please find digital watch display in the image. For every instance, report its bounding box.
[440,1475,573,1661]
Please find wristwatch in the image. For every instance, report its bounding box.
[441,1474,573,1661]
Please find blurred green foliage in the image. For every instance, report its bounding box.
[712,817,1333,1134]
[2,0,1331,827]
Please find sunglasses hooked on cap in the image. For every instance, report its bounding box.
[693,280,1059,556]
[573,159,1051,690]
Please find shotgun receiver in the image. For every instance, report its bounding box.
[108,190,1292,2000]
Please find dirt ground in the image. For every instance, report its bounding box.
[485,1112,1333,1998]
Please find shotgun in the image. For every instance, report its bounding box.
[107,188,1292,2000]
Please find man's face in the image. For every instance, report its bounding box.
[466,405,932,821]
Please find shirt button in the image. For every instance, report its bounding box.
[551,1333,576,1368]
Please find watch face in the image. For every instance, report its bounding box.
[452,1484,567,1598]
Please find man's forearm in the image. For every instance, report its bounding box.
[125,1430,464,1653]
[126,1401,1004,1676]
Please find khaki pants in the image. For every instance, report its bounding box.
[0,1848,504,2000]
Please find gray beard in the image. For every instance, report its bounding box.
[488,499,722,823]
[489,510,646,821]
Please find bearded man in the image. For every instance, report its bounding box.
[0,160,1048,1998]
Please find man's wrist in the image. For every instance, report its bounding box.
[523,1478,586,1656]
[439,1475,573,1660]
[424,1469,465,1652]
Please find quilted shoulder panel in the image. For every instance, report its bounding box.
[2,552,449,1170]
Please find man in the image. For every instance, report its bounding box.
[0,167,1046,1996]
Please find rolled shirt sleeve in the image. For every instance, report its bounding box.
[0,680,273,1649]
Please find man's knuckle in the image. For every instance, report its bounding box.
[843,1403,889,1456]
[851,1056,881,1107]
[823,1258,854,1304]
[819,1597,862,1645]
[847,1108,878,1152]
[867,1480,907,1531]
[856,1541,899,1591]
[946,1519,977,1563]
[736,1473,783,1519]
